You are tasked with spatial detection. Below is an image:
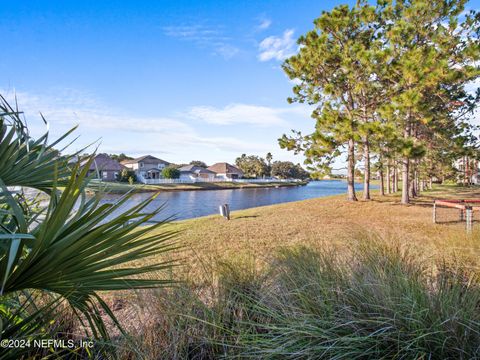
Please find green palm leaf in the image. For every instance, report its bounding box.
[0,95,180,356]
[0,161,179,343]
[0,95,82,192]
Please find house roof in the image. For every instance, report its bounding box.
[84,154,125,171]
[179,165,215,174]
[207,162,244,175]
[121,155,170,165]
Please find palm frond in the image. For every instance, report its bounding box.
[0,94,180,355]
[0,95,82,192]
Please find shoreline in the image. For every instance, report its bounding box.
[87,180,308,194]
[171,191,346,224]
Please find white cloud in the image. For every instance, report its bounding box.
[187,103,308,127]
[163,24,240,60]
[163,25,224,41]
[213,44,240,59]
[258,29,296,62]
[1,89,191,134]
[0,88,292,162]
[257,18,272,30]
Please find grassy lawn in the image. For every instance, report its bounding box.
[110,184,480,358]
[141,184,480,278]
[87,180,307,193]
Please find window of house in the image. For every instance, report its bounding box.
[140,162,144,168]
[114,172,119,179]
[102,171,108,179]
[158,163,164,169]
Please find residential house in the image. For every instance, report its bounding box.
[178,165,216,181]
[454,157,480,185]
[121,155,170,181]
[83,153,125,181]
[207,162,244,180]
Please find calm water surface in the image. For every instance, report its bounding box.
[98,180,376,221]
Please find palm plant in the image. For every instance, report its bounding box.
[0,96,178,358]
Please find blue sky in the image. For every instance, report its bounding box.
[1,0,479,168]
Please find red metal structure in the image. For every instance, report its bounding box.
[433,199,480,232]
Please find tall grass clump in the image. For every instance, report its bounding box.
[242,241,480,359]
[124,238,480,359]
[119,256,264,359]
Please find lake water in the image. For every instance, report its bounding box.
[97,180,376,221]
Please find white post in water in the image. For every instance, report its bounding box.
[466,206,473,233]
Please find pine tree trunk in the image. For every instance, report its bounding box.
[409,170,416,199]
[414,164,419,197]
[386,161,391,195]
[347,137,357,201]
[402,156,410,204]
[429,176,433,189]
[401,121,411,204]
[363,138,370,200]
[379,169,385,196]
[394,161,399,193]
[409,163,417,198]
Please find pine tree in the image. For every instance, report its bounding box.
[381,0,480,203]
[281,0,479,203]
[281,2,383,201]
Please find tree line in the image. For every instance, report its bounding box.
[235,153,310,180]
[280,0,480,203]
[108,156,310,181]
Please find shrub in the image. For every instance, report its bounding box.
[118,168,137,182]
[271,161,310,180]
[162,167,180,179]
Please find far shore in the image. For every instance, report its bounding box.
[87,180,308,194]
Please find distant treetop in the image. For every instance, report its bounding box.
[109,153,134,162]
[189,160,207,168]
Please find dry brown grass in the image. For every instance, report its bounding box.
[107,184,480,358]
[132,184,480,282]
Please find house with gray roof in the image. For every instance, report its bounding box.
[121,155,170,182]
[83,153,125,181]
[207,162,244,180]
[178,165,216,181]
